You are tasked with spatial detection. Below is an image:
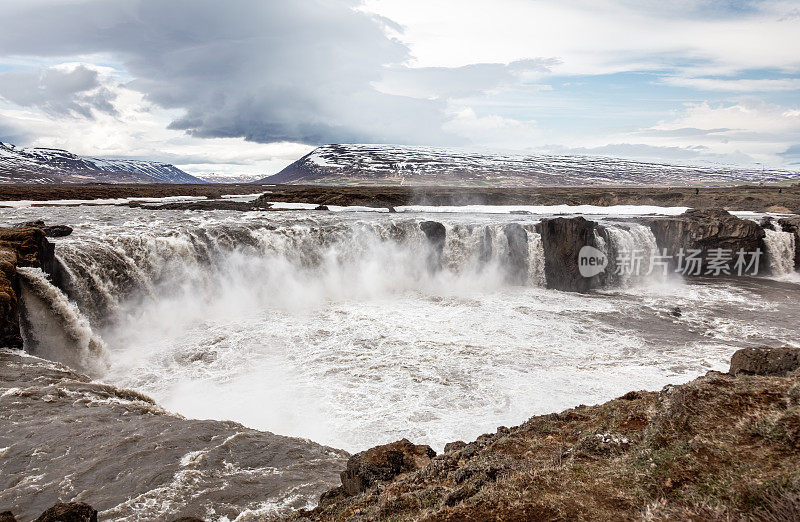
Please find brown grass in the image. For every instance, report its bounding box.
[290,369,800,521]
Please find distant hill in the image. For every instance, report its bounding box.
[0,142,204,184]
[259,144,800,186]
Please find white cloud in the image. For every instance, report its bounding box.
[611,100,800,165]
[362,0,800,75]
[660,76,800,92]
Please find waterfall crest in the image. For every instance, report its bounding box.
[51,219,548,327]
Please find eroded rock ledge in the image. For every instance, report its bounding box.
[292,347,800,521]
[0,227,64,347]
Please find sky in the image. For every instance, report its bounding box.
[0,0,798,176]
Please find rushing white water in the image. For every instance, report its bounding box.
[764,224,797,276]
[17,267,109,375]
[6,207,800,454]
[603,223,662,286]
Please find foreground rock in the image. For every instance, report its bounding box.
[0,352,348,521]
[34,502,97,522]
[730,346,800,376]
[292,347,800,521]
[339,439,436,496]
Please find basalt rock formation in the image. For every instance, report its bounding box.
[291,347,800,521]
[0,227,64,347]
[648,209,766,275]
[15,220,73,238]
[539,216,607,293]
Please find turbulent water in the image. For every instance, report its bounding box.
[4,205,799,458]
[764,224,797,277]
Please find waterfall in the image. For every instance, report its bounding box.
[49,219,548,329]
[602,223,660,286]
[764,224,796,275]
[17,267,109,375]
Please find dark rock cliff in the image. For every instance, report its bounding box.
[539,216,607,293]
[0,227,65,348]
[648,209,766,275]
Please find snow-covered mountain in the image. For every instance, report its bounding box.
[261,144,800,186]
[0,142,204,184]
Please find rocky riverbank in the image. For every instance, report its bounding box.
[291,346,800,521]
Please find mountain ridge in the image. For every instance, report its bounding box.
[260,144,800,186]
[0,142,204,184]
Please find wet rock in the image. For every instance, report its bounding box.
[420,221,446,272]
[314,205,329,211]
[16,220,73,238]
[671,307,682,318]
[539,216,607,292]
[649,209,766,275]
[340,438,436,496]
[503,223,529,284]
[729,347,800,376]
[0,511,16,522]
[34,502,97,522]
[0,227,64,348]
[760,216,776,231]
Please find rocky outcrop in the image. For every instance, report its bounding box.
[539,217,606,292]
[15,220,73,238]
[339,439,436,496]
[420,221,446,272]
[0,227,63,348]
[730,346,800,376]
[777,216,800,269]
[648,209,766,275]
[34,502,97,522]
[296,347,800,521]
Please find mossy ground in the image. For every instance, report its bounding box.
[292,370,800,521]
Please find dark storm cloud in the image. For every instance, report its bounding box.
[0,65,116,118]
[0,0,519,145]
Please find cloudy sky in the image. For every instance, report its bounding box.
[0,0,798,176]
